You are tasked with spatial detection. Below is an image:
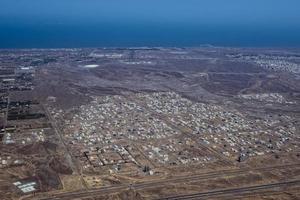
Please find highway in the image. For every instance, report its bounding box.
[29,163,300,200]
[159,180,300,200]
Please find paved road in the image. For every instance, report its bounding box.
[159,180,300,200]
[43,105,88,189]
[29,163,300,200]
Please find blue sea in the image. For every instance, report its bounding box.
[1,22,300,48]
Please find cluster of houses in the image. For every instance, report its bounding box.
[51,91,299,173]
[227,53,300,74]
[134,92,299,161]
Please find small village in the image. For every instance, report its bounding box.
[51,92,299,174]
